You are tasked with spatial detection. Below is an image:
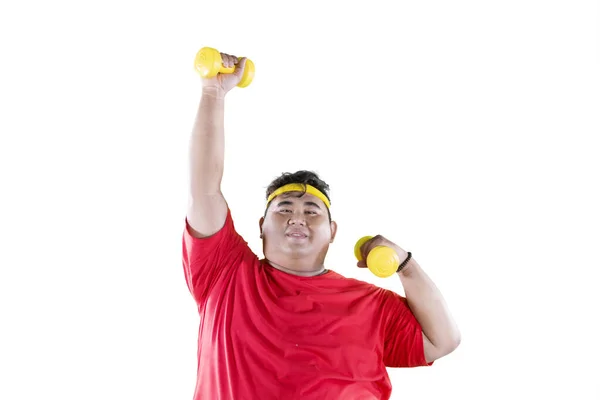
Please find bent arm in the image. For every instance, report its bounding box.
[398,259,461,363]
[187,87,228,238]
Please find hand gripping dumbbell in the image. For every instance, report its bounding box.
[354,236,400,278]
[194,47,255,88]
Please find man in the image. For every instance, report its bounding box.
[182,51,460,400]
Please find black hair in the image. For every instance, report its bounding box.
[264,170,332,220]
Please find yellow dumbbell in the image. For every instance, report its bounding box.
[194,47,255,88]
[354,235,400,278]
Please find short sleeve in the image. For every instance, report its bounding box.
[380,289,433,368]
[182,208,255,305]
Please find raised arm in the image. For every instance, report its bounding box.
[358,235,461,364]
[187,53,248,238]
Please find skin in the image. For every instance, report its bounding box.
[259,191,337,276]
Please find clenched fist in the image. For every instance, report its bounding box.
[356,234,409,271]
[201,52,248,95]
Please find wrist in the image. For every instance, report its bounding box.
[202,86,226,100]
[397,254,417,277]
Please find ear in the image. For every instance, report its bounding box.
[259,216,264,238]
[329,220,338,243]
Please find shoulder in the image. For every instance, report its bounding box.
[183,207,259,267]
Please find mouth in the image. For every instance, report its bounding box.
[286,232,308,239]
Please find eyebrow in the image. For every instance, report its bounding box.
[276,200,322,209]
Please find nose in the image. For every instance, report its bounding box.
[287,214,306,226]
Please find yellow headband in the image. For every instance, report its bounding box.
[266,183,331,209]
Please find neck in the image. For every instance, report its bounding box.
[266,259,326,277]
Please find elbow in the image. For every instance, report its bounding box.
[439,329,461,358]
[451,333,461,352]
[423,329,461,363]
[445,330,462,354]
[435,338,461,362]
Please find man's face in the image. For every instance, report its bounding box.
[259,191,337,261]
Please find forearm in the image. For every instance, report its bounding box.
[398,258,461,352]
[189,88,226,196]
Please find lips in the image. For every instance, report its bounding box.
[286,230,308,238]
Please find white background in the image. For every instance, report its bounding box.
[1,0,599,399]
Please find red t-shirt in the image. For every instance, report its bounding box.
[182,208,431,400]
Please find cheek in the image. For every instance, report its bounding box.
[312,221,332,236]
[263,217,286,234]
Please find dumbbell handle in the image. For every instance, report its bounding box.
[220,65,236,73]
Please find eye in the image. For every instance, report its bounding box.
[279,209,292,213]
[305,210,318,215]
